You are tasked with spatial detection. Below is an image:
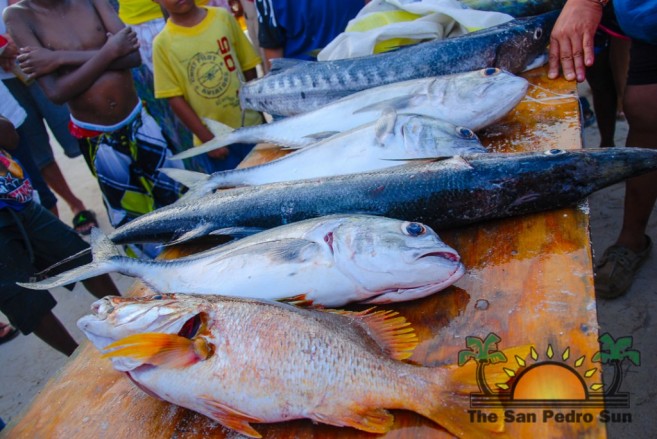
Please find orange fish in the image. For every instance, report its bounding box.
[79,294,511,437]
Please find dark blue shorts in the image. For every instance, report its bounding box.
[0,202,91,334]
[628,39,657,86]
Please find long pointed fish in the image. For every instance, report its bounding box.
[108,148,657,245]
[240,11,558,116]
[173,68,527,160]
[78,293,518,437]
[165,111,486,201]
[21,215,464,307]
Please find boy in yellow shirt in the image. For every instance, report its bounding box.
[153,0,263,173]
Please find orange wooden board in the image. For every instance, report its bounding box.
[4,66,607,438]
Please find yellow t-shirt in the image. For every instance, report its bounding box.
[153,7,262,141]
[118,0,163,25]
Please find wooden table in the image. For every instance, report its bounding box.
[4,66,606,438]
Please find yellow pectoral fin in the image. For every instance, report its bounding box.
[327,308,419,361]
[102,333,211,368]
[201,397,264,438]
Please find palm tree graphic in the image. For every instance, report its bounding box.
[592,333,641,396]
[458,332,508,395]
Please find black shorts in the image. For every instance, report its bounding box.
[627,39,657,86]
[0,202,91,334]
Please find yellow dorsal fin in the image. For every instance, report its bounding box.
[201,397,264,438]
[329,308,419,360]
[102,333,212,368]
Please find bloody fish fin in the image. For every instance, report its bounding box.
[418,345,531,438]
[312,406,394,434]
[328,308,419,360]
[101,333,207,368]
[278,293,316,308]
[201,397,264,438]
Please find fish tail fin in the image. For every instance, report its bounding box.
[171,118,235,160]
[102,333,213,368]
[16,228,122,290]
[418,345,531,438]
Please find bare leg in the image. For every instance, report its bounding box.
[82,274,120,299]
[586,47,618,147]
[32,311,78,356]
[609,38,631,118]
[615,83,657,252]
[40,161,86,215]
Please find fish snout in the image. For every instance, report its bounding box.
[91,297,115,319]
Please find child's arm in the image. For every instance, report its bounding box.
[168,96,229,160]
[0,116,19,150]
[16,45,140,79]
[3,0,140,104]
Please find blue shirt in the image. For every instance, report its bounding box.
[614,0,657,44]
[256,0,364,60]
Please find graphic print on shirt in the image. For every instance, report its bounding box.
[0,151,33,204]
[188,36,237,99]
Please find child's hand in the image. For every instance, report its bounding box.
[208,147,230,160]
[104,27,140,59]
[16,47,59,78]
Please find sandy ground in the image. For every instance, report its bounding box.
[1,83,655,437]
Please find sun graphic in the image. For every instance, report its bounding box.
[495,345,604,399]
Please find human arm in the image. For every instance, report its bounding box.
[0,116,19,150]
[0,33,18,73]
[167,96,229,160]
[16,44,141,79]
[243,67,257,82]
[547,0,604,82]
[3,0,140,104]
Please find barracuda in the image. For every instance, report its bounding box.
[239,11,558,116]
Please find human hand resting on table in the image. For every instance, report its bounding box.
[548,0,604,82]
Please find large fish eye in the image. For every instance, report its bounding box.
[482,67,499,77]
[534,28,543,40]
[402,221,426,237]
[457,127,476,139]
[544,149,566,156]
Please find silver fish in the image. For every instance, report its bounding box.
[108,148,657,246]
[240,11,557,116]
[78,293,511,437]
[165,111,486,201]
[173,68,527,160]
[21,215,464,307]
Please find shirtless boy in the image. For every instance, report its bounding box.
[3,0,182,231]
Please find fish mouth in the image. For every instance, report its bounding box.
[418,250,460,263]
[362,263,466,304]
